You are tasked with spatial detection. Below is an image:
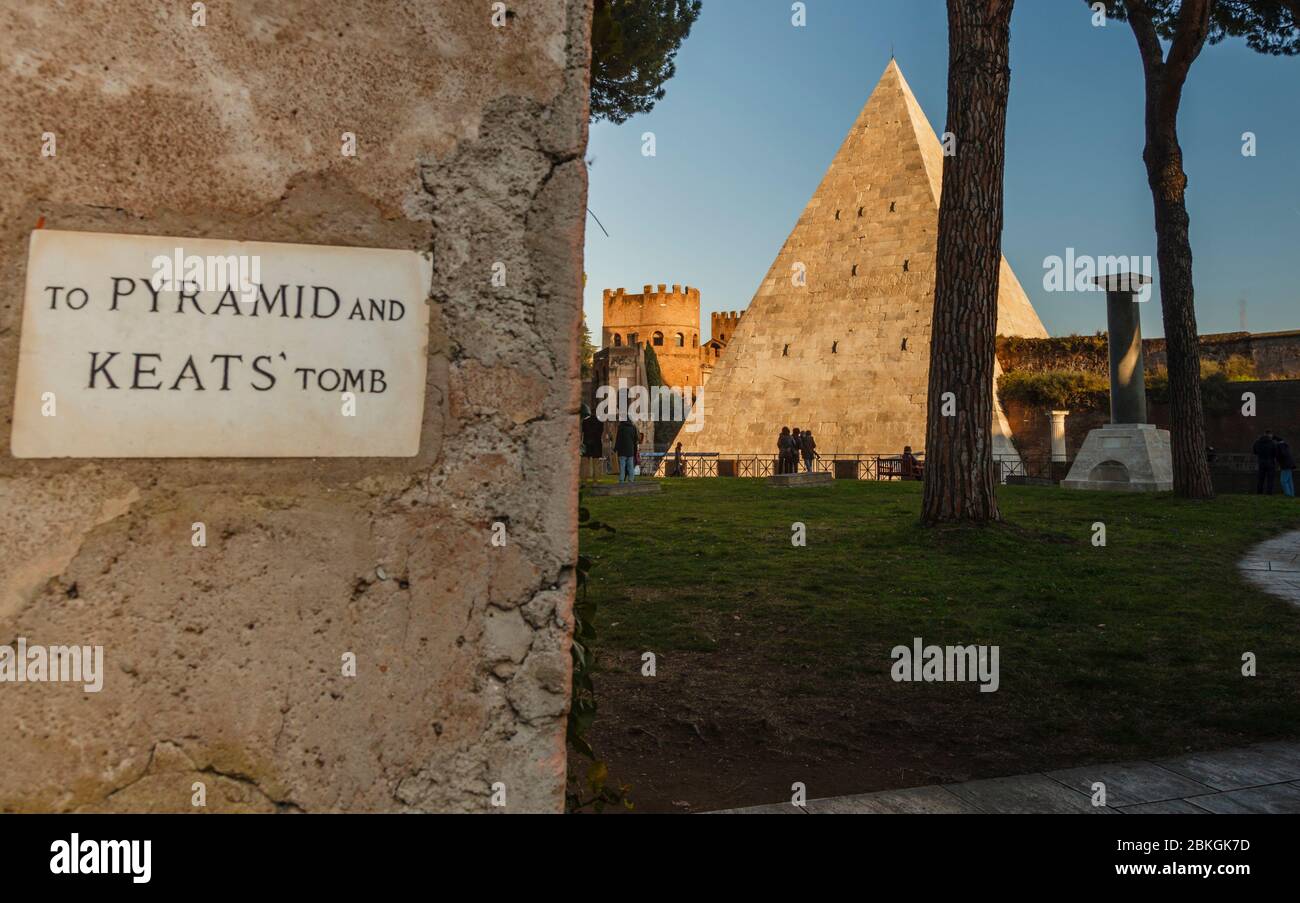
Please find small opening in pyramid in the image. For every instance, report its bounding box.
[835,209,840,220]
[903,259,909,272]
[783,344,789,357]
[832,341,838,354]
[857,207,864,217]
[889,201,896,213]
[851,264,858,277]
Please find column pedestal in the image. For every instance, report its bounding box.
[1061,423,1174,492]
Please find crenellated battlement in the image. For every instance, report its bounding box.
[603,284,701,306]
[710,309,744,344]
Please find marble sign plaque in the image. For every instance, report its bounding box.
[11,230,432,457]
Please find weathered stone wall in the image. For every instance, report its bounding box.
[0,0,590,813]
[1145,331,1300,380]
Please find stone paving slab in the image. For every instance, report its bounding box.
[1185,784,1300,814]
[1239,530,1300,604]
[1045,761,1213,807]
[1117,799,1210,814]
[710,802,806,815]
[943,774,1113,814]
[1155,744,1300,791]
[709,742,1300,814]
[585,481,661,496]
[767,471,833,488]
[804,785,980,814]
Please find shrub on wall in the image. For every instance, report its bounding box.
[1147,355,1257,413]
[997,334,1109,375]
[1000,356,1258,415]
[997,370,1110,411]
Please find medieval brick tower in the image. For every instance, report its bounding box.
[680,60,1047,456]
[602,284,705,389]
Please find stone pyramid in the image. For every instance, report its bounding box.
[681,60,1047,458]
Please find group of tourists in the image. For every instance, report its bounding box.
[1252,431,1297,497]
[776,426,818,474]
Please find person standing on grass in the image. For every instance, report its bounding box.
[1253,431,1278,495]
[800,429,817,473]
[580,404,604,485]
[615,417,639,484]
[777,426,794,475]
[1275,434,1296,498]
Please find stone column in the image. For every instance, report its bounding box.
[1063,273,1172,492]
[1050,411,1069,462]
[1094,273,1153,424]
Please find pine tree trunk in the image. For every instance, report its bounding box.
[922,0,1015,525]
[1143,99,1216,499]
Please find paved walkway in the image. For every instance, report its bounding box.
[1239,530,1300,606]
[715,741,1300,814]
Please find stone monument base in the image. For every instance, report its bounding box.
[1061,424,1173,492]
[586,481,662,496]
[768,471,834,488]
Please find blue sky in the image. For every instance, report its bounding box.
[582,0,1300,340]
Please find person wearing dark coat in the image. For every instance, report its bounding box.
[777,427,794,475]
[800,430,817,473]
[901,445,921,481]
[1253,431,1278,495]
[580,407,605,484]
[1275,434,1296,498]
[615,419,639,483]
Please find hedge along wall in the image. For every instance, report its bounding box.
[997,332,1300,378]
[1002,381,1300,465]
[995,335,1300,466]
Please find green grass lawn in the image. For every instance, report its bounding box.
[578,478,1300,811]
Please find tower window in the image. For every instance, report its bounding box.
[692,334,698,347]
[674,332,684,347]
[653,331,664,346]
[613,333,622,347]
